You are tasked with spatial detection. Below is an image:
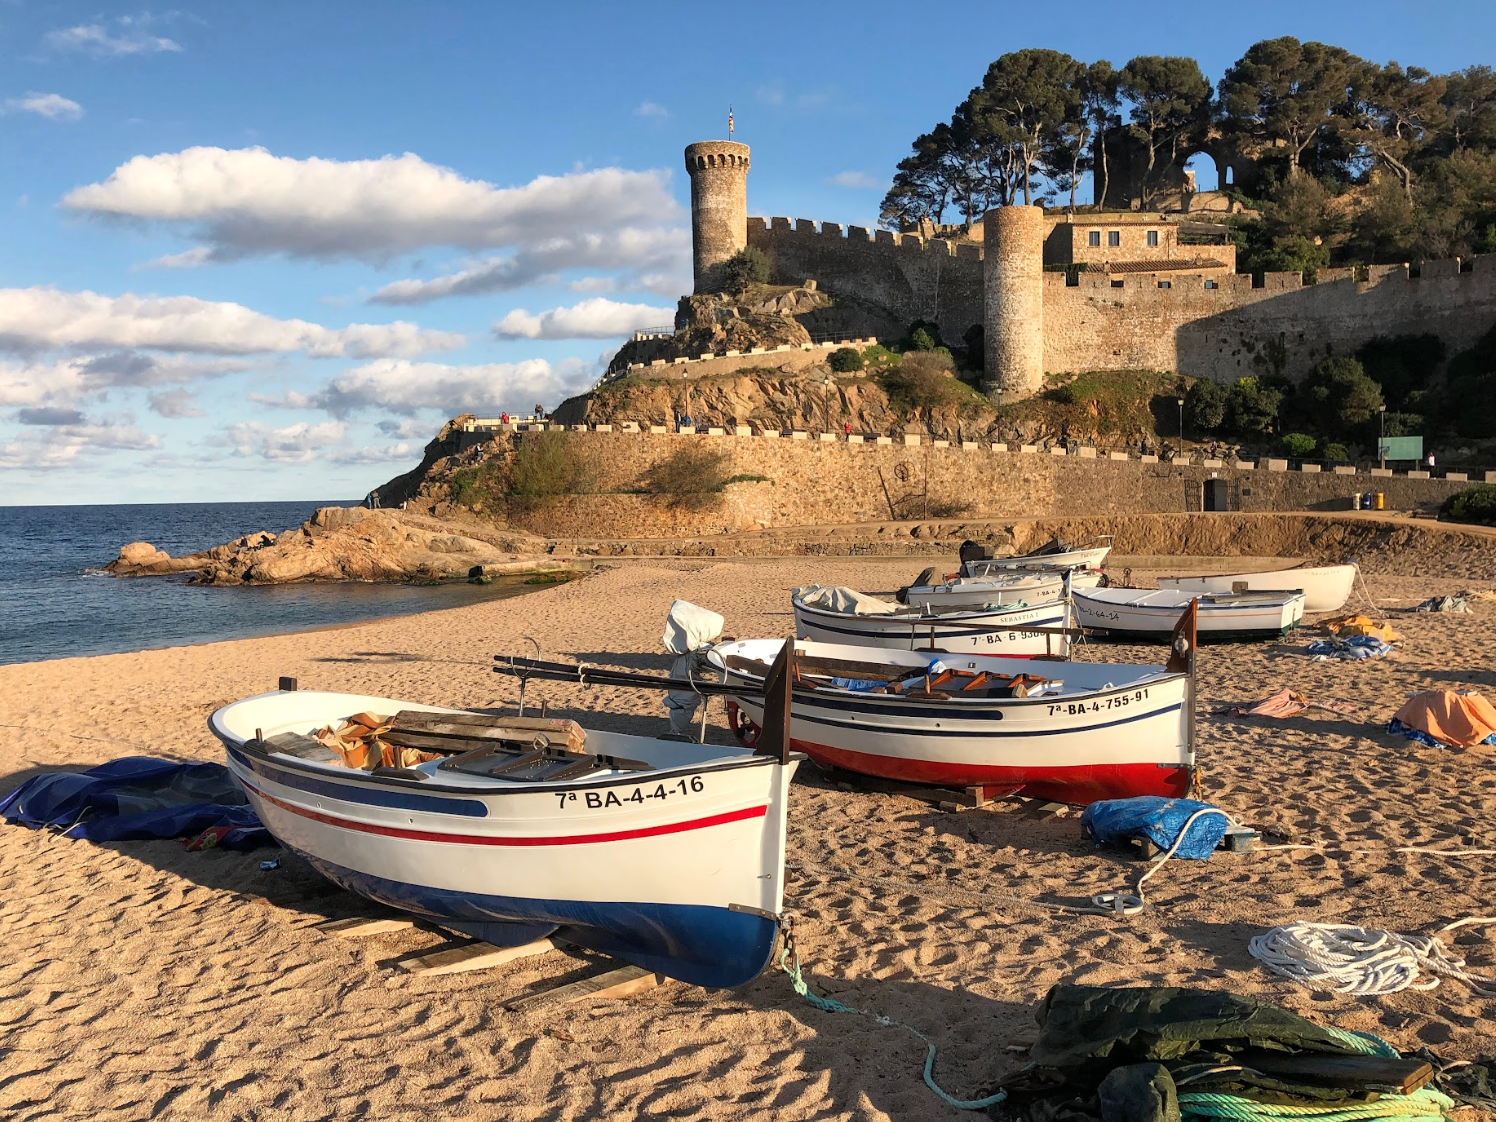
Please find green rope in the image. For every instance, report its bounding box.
[777,942,1007,1111]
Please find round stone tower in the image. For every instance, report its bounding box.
[983,205,1046,400]
[684,141,751,293]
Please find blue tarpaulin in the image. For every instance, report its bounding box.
[1081,797,1230,860]
[0,756,271,850]
[1306,636,1392,660]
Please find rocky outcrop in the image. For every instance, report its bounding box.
[106,507,558,585]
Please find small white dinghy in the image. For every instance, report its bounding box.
[1073,586,1304,641]
[792,584,1073,657]
[209,676,800,988]
[963,538,1112,578]
[900,570,1099,611]
[1155,562,1357,614]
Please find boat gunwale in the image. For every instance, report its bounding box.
[1153,561,1356,583]
[790,596,1065,627]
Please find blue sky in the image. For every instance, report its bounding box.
[3,1,1492,504]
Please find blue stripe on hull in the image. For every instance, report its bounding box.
[287,844,779,989]
[230,747,488,818]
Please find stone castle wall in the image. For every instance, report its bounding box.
[499,427,1474,539]
[743,214,1496,385]
[746,217,985,340]
[1043,257,1496,381]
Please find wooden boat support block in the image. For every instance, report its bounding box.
[397,936,558,977]
[505,964,664,1013]
[316,915,419,938]
[1131,824,1258,860]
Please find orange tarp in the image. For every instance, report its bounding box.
[1323,615,1402,643]
[1392,690,1496,749]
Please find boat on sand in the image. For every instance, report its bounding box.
[792,584,1074,657]
[963,537,1112,577]
[1073,586,1304,641]
[709,624,1196,804]
[209,681,800,988]
[1155,562,1357,614]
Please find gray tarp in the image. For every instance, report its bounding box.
[793,585,900,616]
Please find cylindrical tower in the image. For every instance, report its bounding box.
[983,205,1046,400]
[684,141,751,293]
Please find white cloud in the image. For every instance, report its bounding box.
[14,406,86,425]
[371,226,690,305]
[376,418,433,439]
[635,101,669,119]
[0,352,251,408]
[331,441,414,465]
[226,420,347,464]
[0,416,162,469]
[147,388,203,417]
[138,246,212,270]
[312,358,589,418]
[43,21,182,57]
[1,93,84,121]
[0,287,462,358]
[64,147,680,264]
[247,389,312,409]
[493,297,674,341]
[828,170,883,190]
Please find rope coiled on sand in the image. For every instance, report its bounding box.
[1248,918,1496,996]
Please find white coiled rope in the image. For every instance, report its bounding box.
[1248,918,1496,996]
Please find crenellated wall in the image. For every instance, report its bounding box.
[746,217,985,340]
[1040,256,1496,382]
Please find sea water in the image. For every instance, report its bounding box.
[0,502,539,666]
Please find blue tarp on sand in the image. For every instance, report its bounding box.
[1081,796,1230,860]
[0,756,271,849]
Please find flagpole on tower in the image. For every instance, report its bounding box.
[728,105,734,139]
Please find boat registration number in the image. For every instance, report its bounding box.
[1047,688,1149,716]
[557,776,706,810]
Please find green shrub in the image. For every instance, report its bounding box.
[1441,484,1496,525]
[905,319,945,352]
[1281,432,1317,457]
[1321,442,1350,462]
[1226,376,1284,437]
[640,444,732,511]
[1184,379,1228,431]
[1356,334,1446,410]
[716,247,771,293]
[1444,322,1496,439]
[1048,383,1079,405]
[828,347,864,373]
[1302,356,1384,438]
[861,343,897,367]
[962,323,985,370]
[509,431,594,508]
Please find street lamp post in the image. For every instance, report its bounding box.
[1177,398,1185,460]
[823,375,834,435]
[1378,405,1387,469]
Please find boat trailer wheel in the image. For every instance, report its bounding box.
[726,700,761,748]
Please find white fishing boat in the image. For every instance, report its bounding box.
[792,584,1074,657]
[709,627,1196,805]
[901,569,1100,610]
[209,684,800,988]
[1155,562,1357,613]
[963,538,1113,577]
[1073,586,1304,641]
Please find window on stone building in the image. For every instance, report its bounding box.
[1107,230,1120,247]
[1147,230,1159,247]
[1204,279,1219,289]
[1088,230,1101,247]
[1157,280,1171,289]
[1111,279,1125,288]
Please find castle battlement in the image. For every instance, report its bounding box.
[749,216,978,259]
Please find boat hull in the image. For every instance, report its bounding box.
[964,544,1111,576]
[792,597,1072,656]
[716,641,1192,804]
[211,692,797,988]
[1073,589,1304,641]
[1155,564,1356,614]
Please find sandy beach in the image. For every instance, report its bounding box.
[3,555,1495,1121]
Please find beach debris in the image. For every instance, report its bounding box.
[1222,688,1360,717]
[1320,614,1402,642]
[259,858,280,871]
[1305,635,1394,660]
[1411,594,1470,613]
[311,713,444,770]
[1387,690,1496,749]
[1248,918,1496,997]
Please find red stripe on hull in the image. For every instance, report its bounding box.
[243,779,768,846]
[795,740,1191,804]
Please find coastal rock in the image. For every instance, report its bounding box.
[106,541,209,576]
[105,509,557,586]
